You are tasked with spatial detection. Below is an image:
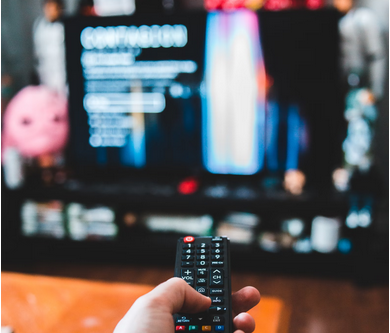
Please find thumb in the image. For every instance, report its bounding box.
[145,277,211,314]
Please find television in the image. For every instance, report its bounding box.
[64,8,344,190]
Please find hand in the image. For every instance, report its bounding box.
[114,277,260,333]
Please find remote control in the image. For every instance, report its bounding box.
[174,236,232,333]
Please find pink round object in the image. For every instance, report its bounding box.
[2,85,69,158]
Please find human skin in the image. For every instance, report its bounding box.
[333,0,353,14]
[44,1,62,22]
[114,277,260,333]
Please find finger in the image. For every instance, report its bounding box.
[144,277,211,314]
[232,286,261,317]
[233,312,256,333]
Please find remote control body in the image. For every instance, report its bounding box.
[174,236,232,333]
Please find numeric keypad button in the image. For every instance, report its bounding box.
[197,249,209,254]
[211,255,223,260]
[182,261,194,267]
[197,243,209,249]
[182,255,194,261]
[211,249,223,254]
[183,249,194,255]
[212,243,223,249]
[196,261,208,267]
[196,255,209,261]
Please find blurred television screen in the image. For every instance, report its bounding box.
[65,12,206,172]
[65,9,343,189]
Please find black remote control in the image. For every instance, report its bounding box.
[174,236,232,333]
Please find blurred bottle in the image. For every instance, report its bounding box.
[311,216,341,253]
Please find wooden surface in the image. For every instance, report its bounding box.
[2,272,288,333]
[2,272,152,333]
[3,262,388,333]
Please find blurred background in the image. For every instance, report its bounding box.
[1,0,389,332]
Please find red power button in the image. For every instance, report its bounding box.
[184,236,195,243]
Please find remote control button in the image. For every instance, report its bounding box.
[184,280,194,287]
[196,255,209,261]
[212,243,223,249]
[181,269,195,286]
[211,296,224,305]
[212,316,225,324]
[176,316,191,324]
[196,286,208,295]
[196,261,208,267]
[197,243,209,249]
[211,268,223,276]
[176,326,186,331]
[197,249,209,254]
[210,280,223,287]
[214,325,225,331]
[201,326,211,331]
[212,237,223,243]
[182,261,194,267]
[211,249,223,254]
[210,269,224,287]
[184,236,195,243]
[182,255,194,261]
[194,313,209,324]
[183,244,195,249]
[189,326,199,331]
[197,269,207,277]
[210,289,224,296]
[181,269,194,276]
[183,249,194,254]
[197,278,207,286]
[209,307,226,314]
[211,261,224,267]
[212,255,223,260]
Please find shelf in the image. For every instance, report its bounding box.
[7,180,350,216]
[3,179,386,284]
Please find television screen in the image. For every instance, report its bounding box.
[65,12,207,173]
[65,9,343,187]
